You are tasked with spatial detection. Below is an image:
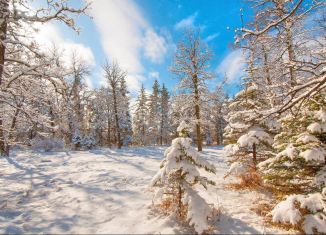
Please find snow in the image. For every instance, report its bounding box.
[0,147,287,234]
[177,120,192,134]
[271,195,301,225]
[227,161,249,176]
[237,130,272,148]
[303,214,326,234]
[315,109,326,122]
[299,148,326,162]
[276,144,298,160]
[307,122,326,134]
[296,133,319,144]
[271,193,326,233]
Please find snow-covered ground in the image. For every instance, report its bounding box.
[0,146,286,234]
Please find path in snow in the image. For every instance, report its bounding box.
[0,146,284,234]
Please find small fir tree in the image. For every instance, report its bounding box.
[151,121,217,234]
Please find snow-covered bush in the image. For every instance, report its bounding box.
[31,137,64,152]
[72,133,83,148]
[72,133,96,149]
[82,135,96,149]
[151,121,217,234]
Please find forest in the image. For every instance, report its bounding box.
[0,0,325,234]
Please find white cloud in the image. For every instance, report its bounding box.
[205,33,220,42]
[36,23,95,67]
[216,49,246,83]
[149,71,159,79]
[143,30,167,63]
[90,0,168,92]
[174,12,198,30]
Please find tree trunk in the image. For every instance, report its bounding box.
[107,118,111,147]
[215,122,220,145]
[160,114,163,145]
[112,87,121,149]
[252,143,257,170]
[0,1,8,156]
[193,75,202,151]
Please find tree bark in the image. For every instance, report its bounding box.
[193,75,202,151]
[107,117,111,147]
[252,143,257,170]
[0,0,8,156]
[112,86,122,149]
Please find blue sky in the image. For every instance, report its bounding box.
[39,0,251,96]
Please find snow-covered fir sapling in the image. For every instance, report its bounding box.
[151,121,217,234]
[259,94,326,233]
[223,54,274,185]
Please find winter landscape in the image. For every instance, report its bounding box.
[1,0,326,234]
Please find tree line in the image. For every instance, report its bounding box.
[224,0,326,233]
[0,1,227,156]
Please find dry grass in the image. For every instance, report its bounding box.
[153,197,188,220]
[226,170,263,190]
[251,200,310,234]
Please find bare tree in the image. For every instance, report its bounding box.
[103,61,127,149]
[170,29,213,151]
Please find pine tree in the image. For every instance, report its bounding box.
[148,79,160,145]
[259,92,326,233]
[133,84,149,145]
[224,48,273,182]
[119,77,133,146]
[151,121,217,234]
[259,92,326,193]
[159,84,170,145]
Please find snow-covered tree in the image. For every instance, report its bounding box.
[133,84,149,145]
[170,28,214,151]
[103,61,127,149]
[259,94,326,194]
[119,77,133,146]
[0,0,90,155]
[148,79,160,145]
[159,84,171,145]
[224,47,274,182]
[231,0,326,232]
[151,121,217,234]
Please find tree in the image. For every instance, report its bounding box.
[0,0,90,156]
[151,121,217,234]
[159,84,170,145]
[223,46,274,184]
[148,79,160,145]
[170,28,213,151]
[119,77,133,146]
[230,0,326,231]
[133,84,149,145]
[103,61,127,149]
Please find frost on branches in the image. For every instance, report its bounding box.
[151,121,217,234]
[259,94,326,233]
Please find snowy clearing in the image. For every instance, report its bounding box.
[0,147,286,234]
